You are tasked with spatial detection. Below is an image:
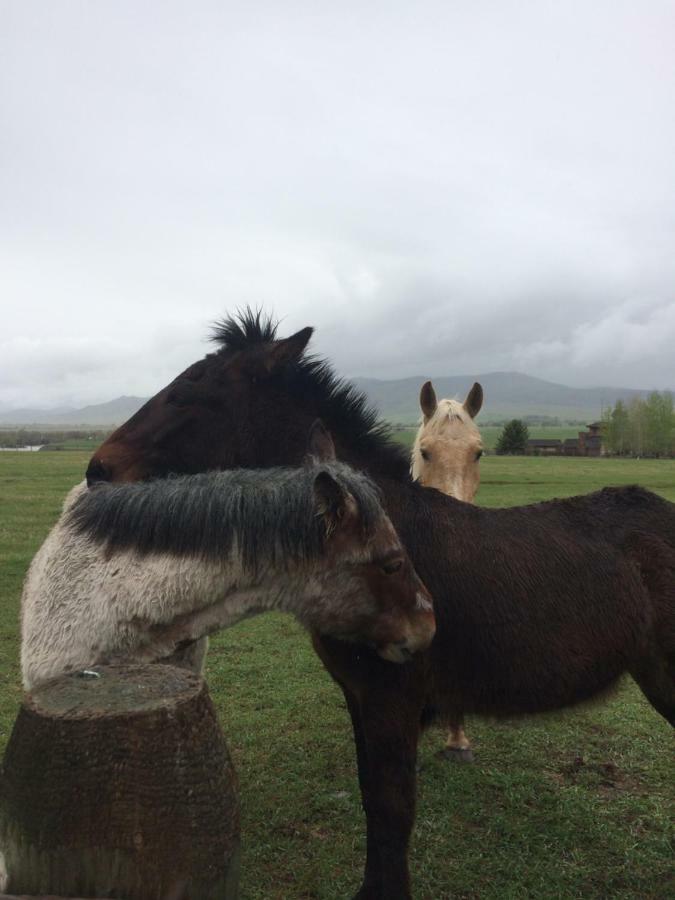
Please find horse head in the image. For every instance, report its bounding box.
[304,420,435,661]
[87,312,316,484]
[411,380,483,502]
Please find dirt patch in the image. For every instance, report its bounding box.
[547,753,646,794]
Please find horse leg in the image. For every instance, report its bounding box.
[342,690,383,898]
[441,714,474,762]
[624,535,675,726]
[349,688,422,900]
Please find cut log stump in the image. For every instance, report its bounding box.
[0,665,239,899]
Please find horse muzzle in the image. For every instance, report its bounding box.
[376,609,436,663]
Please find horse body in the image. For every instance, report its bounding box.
[395,483,657,715]
[21,461,435,692]
[87,312,675,899]
[312,477,675,898]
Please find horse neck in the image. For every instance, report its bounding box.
[374,475,473,545]
[128,547,316,647]
[330,436,411,483]
[175,556,343,641]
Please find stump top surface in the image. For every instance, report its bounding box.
[25,664,204,719]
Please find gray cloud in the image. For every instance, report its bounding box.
[2,1,674,408]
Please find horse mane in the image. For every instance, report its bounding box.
[210,308,279,350]
[67,462,385,571]
[209,309,411,480]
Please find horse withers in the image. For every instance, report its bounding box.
[86,311,675,900]
[21,423,434,691]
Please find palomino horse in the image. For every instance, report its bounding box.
[411,379,483,761]
[87,311,675,900]
[21,424,434,691]
[411,379,483,504]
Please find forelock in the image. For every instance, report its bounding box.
[210,308,279,353]
[425,399,473,431]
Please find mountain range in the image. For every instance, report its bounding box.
[0,373,665,428]
[351,372,656,423]
[0,396,147,428]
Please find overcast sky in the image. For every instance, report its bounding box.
[2,1,674,409]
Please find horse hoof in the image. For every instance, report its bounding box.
[438,747,475,763]
[352,887,381,900]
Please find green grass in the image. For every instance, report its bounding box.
[39,438,105,451]
[1,452,673,899]
[476,455,675,506]
[394,424,588,452]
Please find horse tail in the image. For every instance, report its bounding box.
[623,531,675,726]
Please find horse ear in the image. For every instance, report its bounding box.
[264,327,313,373]
[313,471,348,535]
[306,419,336,463]
[420,381,437,422]
[463,382,483,419]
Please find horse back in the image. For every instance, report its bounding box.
[547,485,675,549]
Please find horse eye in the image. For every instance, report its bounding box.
[381,559,403,575]
[420,449,430,462]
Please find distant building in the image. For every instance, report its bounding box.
[577,422,602,457]
[526,439,563,455]
[527,423,603,457]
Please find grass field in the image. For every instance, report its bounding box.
[0,452,673,899]
[394,425,587,452]
[39,438,107,451]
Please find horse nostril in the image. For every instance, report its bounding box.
[86,459,111,486]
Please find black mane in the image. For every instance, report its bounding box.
[210,308,279,350]
[69,463,385,571]
[209,309,411,480]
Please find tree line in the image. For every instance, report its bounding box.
[0,429,111,448]
[602,392,674,457]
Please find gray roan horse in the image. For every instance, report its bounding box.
[87,311,675,900]
[21,425,434,691]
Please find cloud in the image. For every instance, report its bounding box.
[0,332,204,409]
[2,1,675,407]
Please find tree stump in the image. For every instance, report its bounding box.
[0,665,240,899]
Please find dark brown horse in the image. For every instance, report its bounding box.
[88,311,675,900]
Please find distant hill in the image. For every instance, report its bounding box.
[0,374,665,428]
[0,396,147,427]
[352,372,655,424]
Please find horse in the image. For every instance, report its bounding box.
[411,379,484,503]
[21,424,435,691]
[411,378,483,761]
[87,310,675,900]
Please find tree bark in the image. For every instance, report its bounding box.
[0,664,239,899]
